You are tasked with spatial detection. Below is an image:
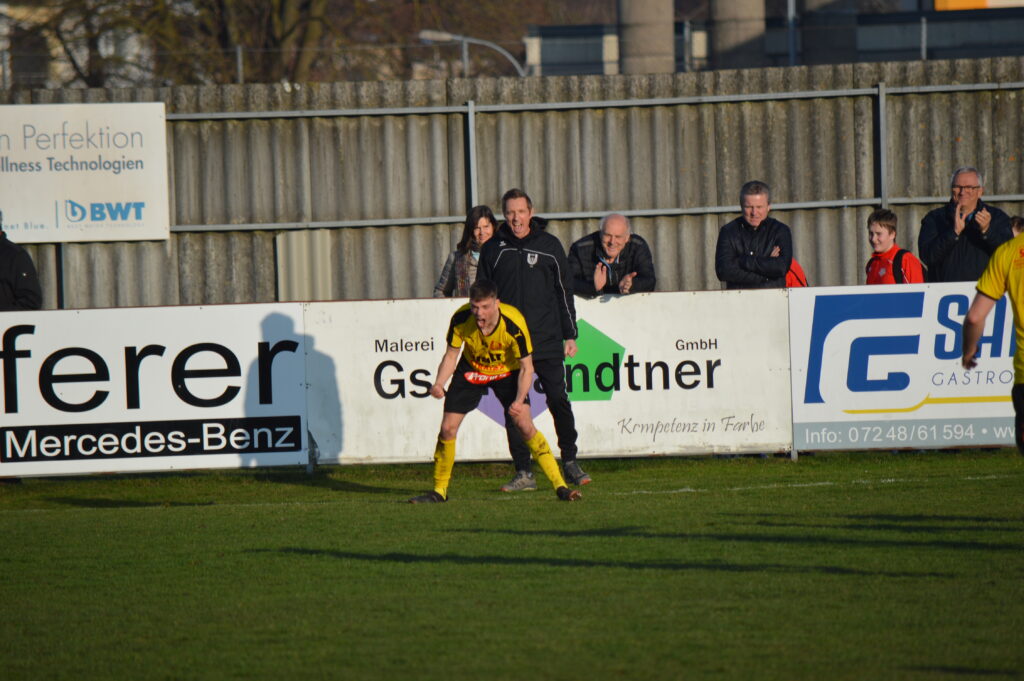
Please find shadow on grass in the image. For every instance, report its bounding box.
[721,512,1021,523]
[246,547,952,578]
[448,525,1023,553]
[902,665,1019,677]
[248,470,411,496]
[45,497,216,509]
[741,519,1020,535]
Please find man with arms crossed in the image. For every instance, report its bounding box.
[962,230,1024,453]
[478,188,590,491]
[715,180,792,289]
[408,279,581,503]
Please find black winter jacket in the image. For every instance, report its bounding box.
[0,232,42,311]
[714,216,793,289]
[567,231,657,297]
[918,200,1011,282]
[477,218,577,360]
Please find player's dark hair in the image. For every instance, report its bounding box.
[501,187,533,214]
[457,205,497,254]
[469,278,499,301]
[739,180,771,204]
[867,208,898,234]
[1011,215,1024,235]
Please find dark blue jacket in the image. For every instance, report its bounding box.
[918,200,1011,282]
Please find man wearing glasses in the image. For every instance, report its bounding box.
[918,166,1012,282]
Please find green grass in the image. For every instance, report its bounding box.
[1,451,1022,681]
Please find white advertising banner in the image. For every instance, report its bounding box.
[789,283,1015,451]
[0,304,308,477]
[0,103,170,243]
[306,290,793,465]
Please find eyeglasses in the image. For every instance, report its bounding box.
[952,185,981,191]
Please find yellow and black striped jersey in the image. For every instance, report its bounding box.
[446,302,533,376]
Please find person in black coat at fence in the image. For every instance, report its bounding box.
[568,213,656,297]
[918,166,1012,282]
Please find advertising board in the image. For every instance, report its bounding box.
[0,304,307,477]
[0,103,170,243]
[789,283,1015,451]
[306,290,794,465]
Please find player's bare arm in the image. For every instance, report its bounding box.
[962,293,997,369]
[430,345,461,398]
[508,354,535,419]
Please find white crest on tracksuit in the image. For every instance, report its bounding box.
[527,253,538,266]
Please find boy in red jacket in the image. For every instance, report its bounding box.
[866,209,925,284]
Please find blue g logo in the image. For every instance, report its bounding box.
[803,292,925,404]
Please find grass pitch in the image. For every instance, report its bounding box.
[1,451,1022,681]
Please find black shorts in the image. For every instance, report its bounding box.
[444,360,527,414]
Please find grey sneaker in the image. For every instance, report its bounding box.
[562,460,591,486]
[499,470,537,492]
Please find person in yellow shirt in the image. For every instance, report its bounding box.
[408,279,582,503]
[962,232,1024,453]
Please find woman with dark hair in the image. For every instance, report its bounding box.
[433,205,497,297]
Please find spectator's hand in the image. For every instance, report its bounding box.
[593,263,608,292]
[619,271,637,294]
[508,401,526,418]
[429,383,446,399]
[975,207,992,233]
[955,205,968,235]
[563,339,578,358]
[770,246,781,257]
[962,349,978,370]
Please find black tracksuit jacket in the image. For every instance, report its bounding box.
[477,218,577,361]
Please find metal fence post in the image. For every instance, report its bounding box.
[875,81,889,209]
[920,16,927,61]
[465,100,478,210]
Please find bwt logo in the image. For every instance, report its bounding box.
[803,291,1013,404]
[65,200,145,223]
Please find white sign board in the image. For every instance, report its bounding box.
[0,304,307,477]
[0,103,170,243]
[306,290,794,465]
[789,283,1015,451]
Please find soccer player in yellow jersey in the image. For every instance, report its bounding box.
[963,232,1024,453]
[409,279,581,503]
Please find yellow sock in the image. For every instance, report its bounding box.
[432,437,456,499]
[525,431,568,490]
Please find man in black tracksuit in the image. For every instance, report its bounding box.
[477,188,590,490]
[0,227,42,311]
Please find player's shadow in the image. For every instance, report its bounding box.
[243,311,343,471]
[448,526,1023,553]
[243,468,409,495]
[244,547,950,578]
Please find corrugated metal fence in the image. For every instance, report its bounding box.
[9,56,1024,309]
